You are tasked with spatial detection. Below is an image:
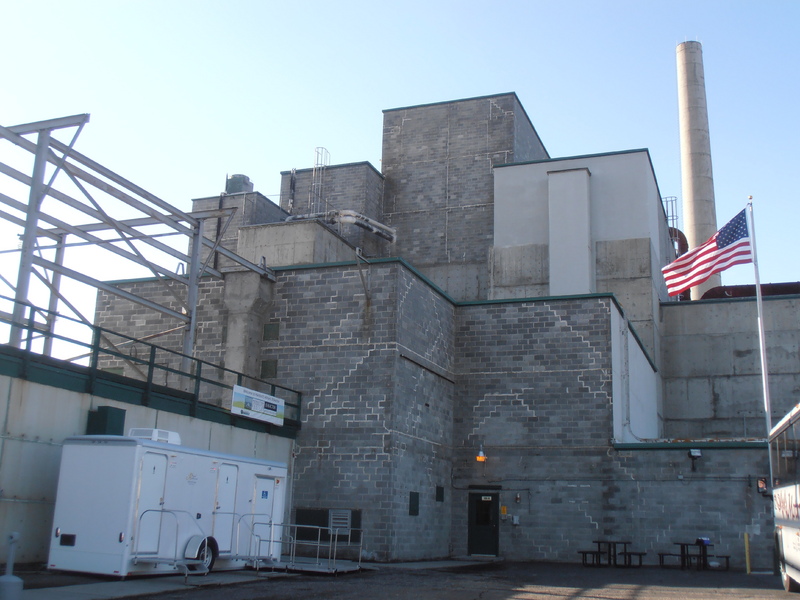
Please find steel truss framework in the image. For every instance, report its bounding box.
[0,113,274,361]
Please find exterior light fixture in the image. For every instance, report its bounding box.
[688,448,701,471]
[476,444,487,463]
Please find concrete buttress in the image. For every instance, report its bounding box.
[222,271,274,378]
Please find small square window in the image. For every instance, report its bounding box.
[263,322,279,341]
[260,359,277,380]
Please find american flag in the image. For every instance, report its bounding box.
[662,209,753,297]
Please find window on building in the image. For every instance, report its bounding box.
[263,322,279,341]
[260,359,277,380]
[409,491,420,516]
[435,485,445,502]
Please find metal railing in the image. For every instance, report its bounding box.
[0,294,301,425]
[281,523,363,571]
[132,509,206,565]
[128,507,362,574]
[210,514,364,572]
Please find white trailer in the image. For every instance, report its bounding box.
[47,429,288,578]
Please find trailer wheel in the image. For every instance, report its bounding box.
[776,530,800,593]
[781,561,800,593]
[191,538,217,573]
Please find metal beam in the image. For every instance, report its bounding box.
[10,129,51,347]
[1,130,198,237]
[182,219,204,367]
[31,256,189,323]
[0,197,61,241]
[42,234,66,356]
[46,215,170,234]
[4,114,89,136]
[0,161,208,276]
[25,204,195,284]
[1,113,279,359]
[49,138,197,225]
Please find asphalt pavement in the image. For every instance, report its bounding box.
[14,560,785,600]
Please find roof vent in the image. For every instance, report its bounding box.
[225,174,253,194]
[127,428,182,445]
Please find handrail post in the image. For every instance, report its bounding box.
[24,304,35,352]
[191,361,201,417]
[143,345,156,407]
[330,528,337,569]
[87,325,101,394]
[291,525,297,565]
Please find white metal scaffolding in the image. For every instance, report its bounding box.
[0,113,274,360]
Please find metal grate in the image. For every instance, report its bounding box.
[328,509,351,534]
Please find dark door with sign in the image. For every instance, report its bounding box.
[467,492,499,555]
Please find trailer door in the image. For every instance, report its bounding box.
[251,476,276,558]
[213,463,239,554]
[135,452,168,554]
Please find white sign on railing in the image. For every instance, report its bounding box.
[231,385,285,426]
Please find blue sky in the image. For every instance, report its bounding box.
[1,0,798,287]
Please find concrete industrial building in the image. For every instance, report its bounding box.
[84,91,795,568]
[1,44,796,570]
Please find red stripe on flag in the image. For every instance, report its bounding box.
[662,229,753,297]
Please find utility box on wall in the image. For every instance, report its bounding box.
[86,406,126,435]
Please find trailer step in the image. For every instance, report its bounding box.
[132,557,208,583]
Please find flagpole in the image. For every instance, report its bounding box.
[747,199,772,436]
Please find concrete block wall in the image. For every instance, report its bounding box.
[265,261,455,561]
[381,94,548,301]
[94,278,227,398]
[278,163,386,257]
[661,295,800,438]
[454,297,614,449]
[265,263,398,560]
[513,98,548,161]
[391,267,455,559]
[452,297,614,555]
[88,255,782,566]
[451,445,771,569]
[596,238,659,359]
[192,191,289,269]
[451,296,772,569]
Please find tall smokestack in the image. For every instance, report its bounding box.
[677,41,720,299]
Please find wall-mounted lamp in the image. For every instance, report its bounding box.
[476,444,487,463]
[688,448,701,471]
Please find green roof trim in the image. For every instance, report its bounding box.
[661,293,800,308]
[107,256,657,374]
[495,147,650,169]
[273,257,656,372]
[614,440,766,450]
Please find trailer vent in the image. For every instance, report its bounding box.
[127,428,182,445]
